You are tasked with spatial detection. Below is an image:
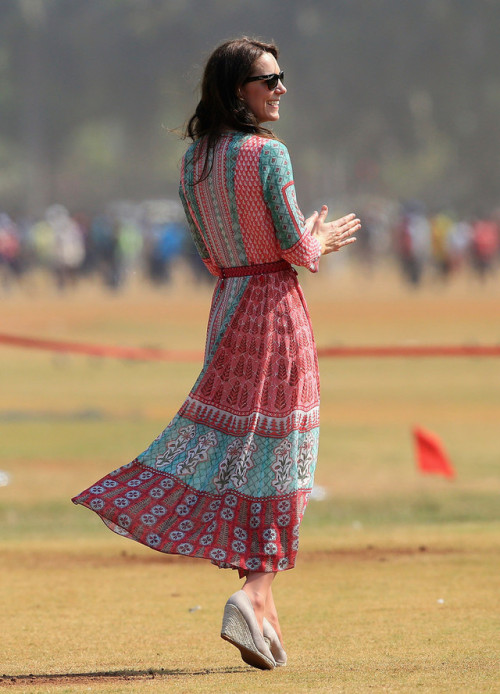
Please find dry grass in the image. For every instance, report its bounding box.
[1,267,499,692]
[1,535,499,693]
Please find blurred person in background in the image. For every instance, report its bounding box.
[145,218,184,285]
[429,211,455,280]
[0,213,22,291]
[447,217,472,274]
[116,214,143,283]
[394,202,430,286]
[72,36,360,670]
[30,212,57,279]
[28,205,85,291]
[470,215,499,280]
[46,205,86,291]
[89,212,122,289]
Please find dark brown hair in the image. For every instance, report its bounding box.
[184,37,280,181]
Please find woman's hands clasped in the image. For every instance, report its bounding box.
[306,205,361,255]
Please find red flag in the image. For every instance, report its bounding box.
[413,427,456,479]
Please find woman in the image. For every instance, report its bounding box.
[72,37,360,670]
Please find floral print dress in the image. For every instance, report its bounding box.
[72,133,322,573]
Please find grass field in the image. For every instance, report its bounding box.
[1,265,499,693]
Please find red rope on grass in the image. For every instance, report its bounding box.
[316,344,500,358]
[0,333,201,362]
[1,332,500,361]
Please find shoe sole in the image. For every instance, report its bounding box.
[221,603,275,670]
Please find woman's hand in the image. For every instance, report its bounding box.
[306,205,361,255]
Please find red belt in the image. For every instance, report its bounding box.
[214,259,293,280]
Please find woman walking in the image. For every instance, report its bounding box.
[72,36,360,670]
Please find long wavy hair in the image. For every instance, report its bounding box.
[184,37,280,183]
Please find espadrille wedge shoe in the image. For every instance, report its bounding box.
[263,618,287,666]
[221,590,276,670]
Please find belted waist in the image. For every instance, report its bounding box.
[214,259,293,279]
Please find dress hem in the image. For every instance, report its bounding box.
[72,458,311,574]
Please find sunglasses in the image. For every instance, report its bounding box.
[243,71,284,90]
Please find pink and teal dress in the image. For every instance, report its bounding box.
[72,133,322,574]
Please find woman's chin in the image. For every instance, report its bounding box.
[260,113,280,124]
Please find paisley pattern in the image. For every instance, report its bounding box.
[72,133,322,573]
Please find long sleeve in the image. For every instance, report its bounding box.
[259,140,322,272]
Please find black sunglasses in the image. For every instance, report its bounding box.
[243,71,284,90]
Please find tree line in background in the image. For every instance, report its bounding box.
[1,0,499,218]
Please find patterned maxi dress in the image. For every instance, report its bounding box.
[72,133,323,574]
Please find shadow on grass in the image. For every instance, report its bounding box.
[0,666,248,686]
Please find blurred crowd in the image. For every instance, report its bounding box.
[343,199,500,286]
[1,199,499,292]
[0,200,210,292]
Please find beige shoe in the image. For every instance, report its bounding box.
[221,590,276,670]
[263,618,287,666]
